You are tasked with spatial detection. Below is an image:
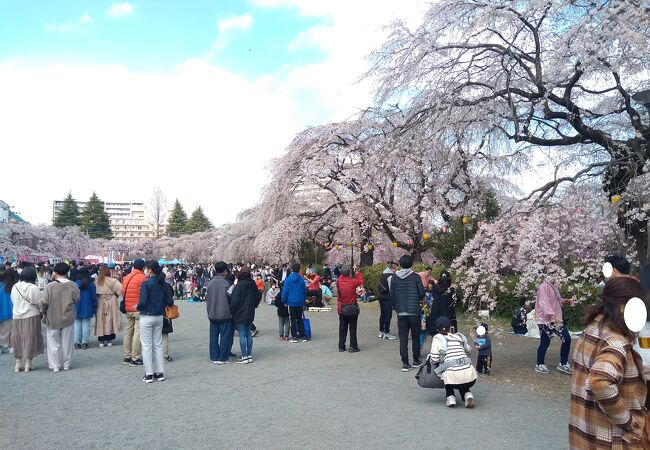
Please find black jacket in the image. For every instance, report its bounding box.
[427,284,458,333]
[390,269,425,316]
[229,276,261,324]
[274,290,289,318]
[377,269,393,303]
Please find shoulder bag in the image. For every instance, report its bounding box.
[120,276,135,314]
[415,355,445,389]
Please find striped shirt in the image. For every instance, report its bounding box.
[430,333,477,385]
[569,315,648,449]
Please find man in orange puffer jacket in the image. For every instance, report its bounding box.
[121,259,147,366]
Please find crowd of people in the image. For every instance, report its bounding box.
[0,252,648,446]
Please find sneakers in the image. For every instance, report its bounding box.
[290,338,299,343]
[349,348,360,353]
[339,348,347,352]
[164,356,173,362]
[99,343,105,348]
[52,368,60,373]
[107,342,113,347]
[465,392,475,408]
[383,333,397,340]
[123,357,132,365]
[446,396,457,407]
[129,359,144,366]
[378,331,385,339]
[142,374,154,384]
[236,357,250,364]
[153,373,165,382]
[557,363,573,375]
[63,365,70,371]
[413,359,423,368]
[74,343,82,350]
[81,343,89,349]
[401,363,411,372]
[301,338,308,342]
[8,347,13,354]
[535,364,550,374]
[211,360,231,365]
[247,357,254,364]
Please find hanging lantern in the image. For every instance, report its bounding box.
[423,233,430,240]
[392,241,398,248]
[348,242,353,247]
[610,194,623,204]
[462,216,471,225]
[441,226,449,234]
[335,245,341,250]
[367,243,374,251]
[407,239,413,245]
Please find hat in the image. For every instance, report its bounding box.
[108,262,116,269]
[435,316,451,331]
[133,259,145,270]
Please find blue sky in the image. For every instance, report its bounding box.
[0,1,326,75]
[0,1,428,225]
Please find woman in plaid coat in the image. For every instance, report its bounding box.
[569,276,648,449]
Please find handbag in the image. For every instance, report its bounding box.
[165,304,180,320]
[415,355,445,389]
[341,302,360,316]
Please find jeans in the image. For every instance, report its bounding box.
[74,318,91,344]
[537,324,571,365]
[235,322,253,358]
[289,307,305,339]
[477,355,492,374]
[398,315,421,364]
[140,315,164,376]
[278,317,290,337]
[445,380,476,400]
[378,300,393,334]
[419,331,427,347]
[209,320,233,362]
[123,312,141,360]
[338,314,358,350]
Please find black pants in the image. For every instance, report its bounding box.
[339,314,358,350]
[378,300,393,334]
[289,307,305,339]
[512,325,527,335]
[397,315,421,364]
[477,355,492,374]
[445,379,476,400]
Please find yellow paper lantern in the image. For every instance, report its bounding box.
[423,233,430,240]
[367,244,374,251]
[610,194,623,204]
[392,242,398,248]
[462,216,470,225]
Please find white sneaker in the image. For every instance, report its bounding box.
[8,347,14,354]
[99,343,105,348]
[465,392,474,408]
[107,342,113,347]
[535,364,550,374]
[556,363,573,375]
[384,333,397,340]
[446,396,457,407]
[378,331,385,339]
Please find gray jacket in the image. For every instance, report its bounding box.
[206,275,232,321]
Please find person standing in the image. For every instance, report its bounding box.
[10,266,44,372]
[121,259,147,366]
[389,255,425,372]
[336,266,364,352]
[534,276,573,374]
[377,261,398,340]
[428,271,459,335]
[282,263,307,343]
[569,276,648,448]
[137,261,172,383]
[0,269,17,354]
[39,262,80,372]
[229,266,261,363]
[74,270,97,349]
[95,265,122,348]
[206,261,233,364]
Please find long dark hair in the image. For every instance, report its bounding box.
[77,270,92,289]
[145,261,166,286]
[2,269,17,293]
[584,276,647,341]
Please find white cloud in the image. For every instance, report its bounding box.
[45,12,94,33]
[106,3,134,18]
[217,13,253,33]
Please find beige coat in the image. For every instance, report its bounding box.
[94,277,122,336]
[39,279,80,329]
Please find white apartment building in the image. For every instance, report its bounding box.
[52,200,159,242]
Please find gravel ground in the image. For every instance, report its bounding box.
[0,301,570,449]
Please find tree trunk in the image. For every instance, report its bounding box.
[630,223,649,267]
[360,249,374,267]
[411,248,423,263]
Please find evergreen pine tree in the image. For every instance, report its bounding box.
[53,192,81,227]
[166,199,188,237]
[80,192,113,239]
[186,206,213,234]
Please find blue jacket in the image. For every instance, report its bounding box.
[281,272,306,307]
[0,283,12,322]
[137,277,172,316]
[75,281,97,319]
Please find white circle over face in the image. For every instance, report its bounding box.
[624,297,648,333]
[602,262,613,278]
[476,325,486,337]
